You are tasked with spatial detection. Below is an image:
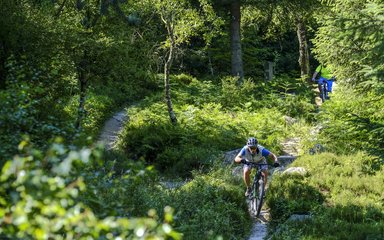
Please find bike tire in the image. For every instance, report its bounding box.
[249,183,257,216]
[320,86,325,102]
[255,179,265,217]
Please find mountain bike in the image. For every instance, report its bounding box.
[318,81,328,102]
[244,162,272,217]
[313,78,329,102]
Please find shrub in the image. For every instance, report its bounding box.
[268,152,384,239]
[170,165,251,240]
[316,84,384,157]
[0,140,181,239]
[220,76,257,109]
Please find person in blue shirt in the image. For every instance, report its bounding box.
[312,64,335,99]
[235,137,279,196]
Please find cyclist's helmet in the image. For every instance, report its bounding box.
[246,137,258,147]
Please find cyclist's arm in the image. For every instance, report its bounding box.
[235,148,245,163]
[312,71,318,81]
[262,149,278,164]
[234,148,246,163]
[268,152,278,164]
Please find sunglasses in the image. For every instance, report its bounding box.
[250,146,257,151]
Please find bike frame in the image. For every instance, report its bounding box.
[246,162,268,217]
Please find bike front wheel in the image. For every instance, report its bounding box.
[320,86,326,102]
[250,179,265,217]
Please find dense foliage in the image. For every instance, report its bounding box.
[0,140,180,239]
[116,74,315,177]
[268,152,384,239]
[1,0,384,239]
[0,0,159,164]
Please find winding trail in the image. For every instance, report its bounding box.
[225,138,299,240]
[246,137,299,240]
[98,109,301,240]
[98,110,128,149]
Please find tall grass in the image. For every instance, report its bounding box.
[315,84,384,158]
[116,75,293,177]
[267,152,384,239]
[95,73,318,238]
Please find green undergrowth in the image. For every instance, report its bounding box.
[170,166,251,239]
[267,151,384,239]
[80,149,251,240]
[315,84,384,158]
[117,101,286,177]
[116,74,313,178]
[0,140,181,239]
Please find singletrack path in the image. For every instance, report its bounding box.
[98,110,128,149]
[99,109,302,240]
[247,138,298,240]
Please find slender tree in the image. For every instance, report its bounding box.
[296,17,310,78]
[159,3,178,124]
[54,0,132,131]
[256,0,321,80]
[230,0,244,79]
[151,0,205,124]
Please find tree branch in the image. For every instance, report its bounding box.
[55,0,68,18]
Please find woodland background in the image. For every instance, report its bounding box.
[0,0,383,239]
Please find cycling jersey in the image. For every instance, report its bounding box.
[238,145,270,163]
[315,65,333,80]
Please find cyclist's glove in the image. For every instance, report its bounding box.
[240,159,248,164]
[273,162,280,167]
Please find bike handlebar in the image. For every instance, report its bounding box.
[243,161,280,168]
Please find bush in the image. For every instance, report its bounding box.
[170,165,251,240]
[316,84,384,158]
[268,152,384,239]
[0,140,181,239]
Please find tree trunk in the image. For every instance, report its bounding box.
[208,50,214,76]
[230,0,244,80]
[0,41,7,89]
[164,21,178,125]
[296,19,310,81]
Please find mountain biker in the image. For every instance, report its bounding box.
[311,64,335,99]
[234,137,279,197]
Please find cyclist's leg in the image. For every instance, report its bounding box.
[243,165,252,195]
[317,79,323,99]
[243,165,251,187]
[262,170,268,188]
[327,79,334,92]
[260,163,268,188]
[317,83,322,95]
[324,80,329,99]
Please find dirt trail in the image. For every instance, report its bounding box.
[98,109,302,240]
[247,138,298,240]
[98,110,128,149]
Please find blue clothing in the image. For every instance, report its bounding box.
[318,77,334,93]
[238,145,270,160]
[238,145,271,170]
[327,79,334,92]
